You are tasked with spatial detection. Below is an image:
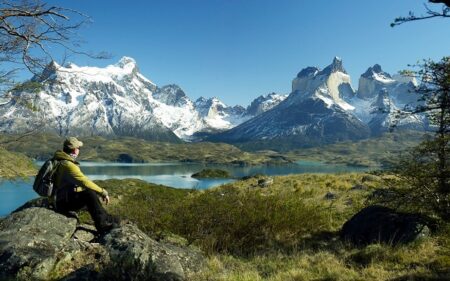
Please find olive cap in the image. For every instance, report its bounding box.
[63,137,83,150]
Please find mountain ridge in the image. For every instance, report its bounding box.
[0,56,429,149]
[0,57,284,141]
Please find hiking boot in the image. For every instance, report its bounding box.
[106,214,121,226]
[97,216,120,236]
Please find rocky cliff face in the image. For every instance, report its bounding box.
[349,64,426,135]
[245,92,288,116]
[0,199,205,281]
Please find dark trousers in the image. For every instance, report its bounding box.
[55,188,109,231]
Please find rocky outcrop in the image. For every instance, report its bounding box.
[341,205,431,246]
[0,208,79,280]
[0,204,205,281]
[102,224,204,281]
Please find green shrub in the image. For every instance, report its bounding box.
[100,179,192,238]
[172,185,329,256]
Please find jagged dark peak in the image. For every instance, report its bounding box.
[160,84,182,91]
[31,61,60,82]
[195,96,208,103]
[372,64,383,73]
[154,84,188,104]
[194,96,225,108]
[362,64,392,79]
[297,67,320,78]
[116,56,137,68]
[373,88,391,110]
[230,105,246,115]
[319,56,347,75]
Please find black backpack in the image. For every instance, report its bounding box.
[33,159,61,197]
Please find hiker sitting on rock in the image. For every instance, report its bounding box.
[53,137,118,234]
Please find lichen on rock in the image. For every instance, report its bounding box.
[0,203,205,281]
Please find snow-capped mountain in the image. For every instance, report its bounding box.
[208,57,371,146]
[194,97,249,133]
[208,57,429,148]
[0,57,182,141]
[245,93,288,116]
[348,64,425,134]
[0,56,429,148]
[367,89,428,135]
[0,57,250,141]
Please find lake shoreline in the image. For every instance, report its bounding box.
[0,160,369,217]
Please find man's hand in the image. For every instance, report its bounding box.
[101,189,110,205]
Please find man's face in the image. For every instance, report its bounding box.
[73,148,80,157]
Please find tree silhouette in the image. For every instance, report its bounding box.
[391,0,450,27]
[379,58,450,221]
[0,0,107,84]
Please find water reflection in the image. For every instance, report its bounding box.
[1,161,368,217]
[79,161,367,180]
[0,179,37,217]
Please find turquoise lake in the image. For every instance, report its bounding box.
[0,161,368,217]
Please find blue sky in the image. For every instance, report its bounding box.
[42,0,450,106]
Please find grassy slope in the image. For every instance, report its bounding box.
[0,147,36,178]
[287,131,426,167]
[0,133,289,165]
[94,174,449,281]
[0,130,426,167]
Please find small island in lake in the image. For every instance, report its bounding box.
[191,169,231,179]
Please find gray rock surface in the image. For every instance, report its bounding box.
[0,205,205,281]
[0,207,78,280]
[102,223,204,281]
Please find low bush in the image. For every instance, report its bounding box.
[172,185,329,256]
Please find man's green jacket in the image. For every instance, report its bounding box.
[53,150,105,195]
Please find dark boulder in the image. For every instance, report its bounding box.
[324,192,337,200]
[257,177,274,188]
[341,205,430,246]
[350,184,368,191]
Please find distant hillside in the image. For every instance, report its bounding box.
[287,130,427,167]
[0,133,290,165]
[0,147,36,178]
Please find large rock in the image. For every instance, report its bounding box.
[0,205,205,280]
[0,207,79,280]
[341,205,431,246]
[102,224,204,281]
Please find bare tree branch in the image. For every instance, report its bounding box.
[391,1,450,27]
[0,0,110,81]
